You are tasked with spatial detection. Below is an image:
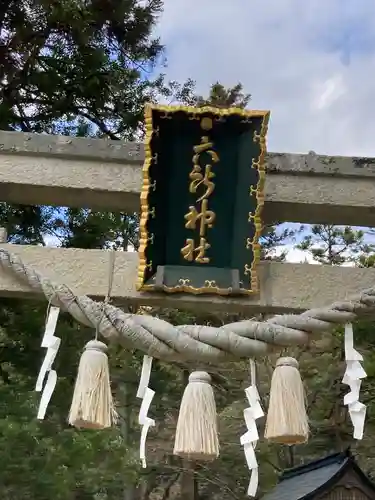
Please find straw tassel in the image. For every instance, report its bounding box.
[68,340,116,429]
[264,357,308,445]
[173,371,219,461]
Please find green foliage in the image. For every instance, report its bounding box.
[0,305,140,499]
[0,1,168,496]
[2,3,375,497]
[0,0,165,138]
[261,224,304,261]
[194,82,251,109]
[297,224,374,265]
[0,382,138,500]
[58,208,140,250]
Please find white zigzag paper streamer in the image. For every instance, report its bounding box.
[240,359,264,497]
[136,355,155,468]
[342,323,367,440]
[35,306,61,419]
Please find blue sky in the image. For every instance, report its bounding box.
[154,0,375,157]
[150,0,375,263]
[42,1,375,262]
[308,4,375,66]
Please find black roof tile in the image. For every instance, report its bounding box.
[262,451,349,500]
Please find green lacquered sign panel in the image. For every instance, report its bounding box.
[137,104,270,296]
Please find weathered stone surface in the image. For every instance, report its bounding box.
[1,131,375,226]
[1,243,374,314]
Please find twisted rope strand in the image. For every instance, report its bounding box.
[1,248,374,364]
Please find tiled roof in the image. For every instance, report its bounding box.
[262,452,350,500]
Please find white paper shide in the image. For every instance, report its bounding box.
[241,360,264,497]
[136,355,155,468]
[342,323,367,440]
[35,306,61,419]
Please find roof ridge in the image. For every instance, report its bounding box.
[280,451,349,481]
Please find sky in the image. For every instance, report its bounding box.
[138,0,375,263]
[155,0,375,157]
[42,1,374,263]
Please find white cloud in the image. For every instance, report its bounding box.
[156,0,375,156]
[311,74,346,111]
[43,3,375,269]
[43,234,60,247]
[273,244,317,264]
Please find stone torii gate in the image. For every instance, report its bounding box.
[0,115,373,497]
[0,129,374,315]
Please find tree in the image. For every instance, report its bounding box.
[297,225,373,265]
[0,1,173,498]
[0,0,165,139]
[276,224,375,482]
[261,224,303,261]
[0,0,168,265]
[192,82,302,263]
[5,9,363,495]
[194,82,251,108]
[134,83,305,499]
[0,75,306,498]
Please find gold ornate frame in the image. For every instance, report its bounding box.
[137,103,270,296]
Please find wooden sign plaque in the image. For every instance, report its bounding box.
[137,104,270,296]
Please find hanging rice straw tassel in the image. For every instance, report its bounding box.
[264,357,308,445]
[68,340,117,429]
[173,371,219,461]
